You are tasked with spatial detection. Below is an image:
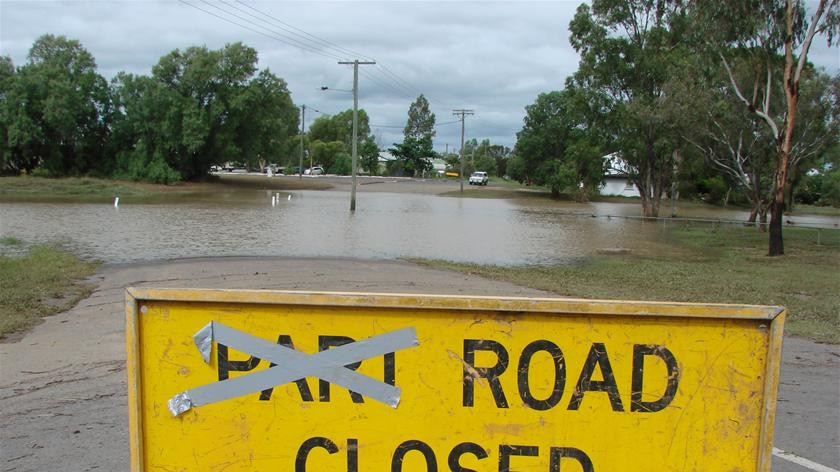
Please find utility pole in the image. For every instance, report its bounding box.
[299,105,305,179]
[453,109,474,194]
[338,59,376,211]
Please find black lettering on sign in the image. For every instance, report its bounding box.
[567,343,624,412]
[217,344,260,381]
[499,445,538,472]
[448,442,489,472]
[549,447,595,472]
[384,352,396,386]
[391,440,438,472]
[295,436,338,472]
[630,344,680,413]
[319,335,364,403]
[347,438,359,472]
[463,339,509,408]
[260,334,314,402]
[518,340,566,411]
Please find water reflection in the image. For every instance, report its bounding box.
[1,190,835,265]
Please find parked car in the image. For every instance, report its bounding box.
[222,162,245,172]
[469,171,489,186]
[263,164,281,174]
[304,166,325,175]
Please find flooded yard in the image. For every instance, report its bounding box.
[1,185,837,265]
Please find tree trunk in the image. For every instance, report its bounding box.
[747,208,758,224]
[767,0,801,256]
[759,206,768,232]
[670,149,681,217]
[768,199,784,252]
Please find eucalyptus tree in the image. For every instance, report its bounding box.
[404,94,436,141]
[568,1,690,215]
[692,0,839,255]
[359,136,380,176]
[307,109,372,169]
[515,88,606,201]
[388,136,435,177]
[308,109,371,149]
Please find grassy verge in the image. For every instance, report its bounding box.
[0,243,100,338]
[788,204,840,216]
[0,176,185,202]
[415,225,840,343]
[0,175,331,203]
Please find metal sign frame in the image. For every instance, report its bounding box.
[126,288,785,472]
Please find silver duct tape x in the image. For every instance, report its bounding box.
[168,321,419,417]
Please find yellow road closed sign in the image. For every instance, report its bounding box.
[125,289,785,472]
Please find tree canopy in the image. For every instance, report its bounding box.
[1,36,300,183]
[4,35,110,175]
[568,0,690,215]
[388,136,435,177]
[404,94,436,142]
[515,88,606,200]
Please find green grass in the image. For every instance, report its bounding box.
[788,204,840,216]
[0,175,332,203]
[415,225,840,343]
[0,176,175,202]
[0,244,100,338]
[0,236,24,246]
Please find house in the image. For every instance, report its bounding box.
[431,158,447,176]
[599,153,638,197]
[378,151,397,175]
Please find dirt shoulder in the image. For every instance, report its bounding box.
[0,257,836,471]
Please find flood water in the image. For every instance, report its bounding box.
[1,188,837,265]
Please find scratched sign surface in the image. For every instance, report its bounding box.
[125,289,785,472]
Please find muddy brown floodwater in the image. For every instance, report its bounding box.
[0,189,671,265]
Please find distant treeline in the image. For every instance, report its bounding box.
[0,35,301,183]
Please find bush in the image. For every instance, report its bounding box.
[473,155,497,176]
[698,176,729,205]
[30,167,55,178]
[819,169,840,206]
[113,146,181,184]
[331,153,352,176]
[385,159,405,177]
[506,155,526,182]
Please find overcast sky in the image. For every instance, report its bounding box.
[1,1,838,154]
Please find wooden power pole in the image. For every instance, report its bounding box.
[452,109,474,194]
[338,59,376,212]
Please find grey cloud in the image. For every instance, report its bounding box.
[2,0,837,153]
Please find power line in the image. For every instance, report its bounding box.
[218,0,349,59]
[195,0,344,60]
[232,0,374,61]
[178,0,343,61]
[181,0,507,132]
[196,1,452,110]
[369,120,460,129]
[227,1,421,99]
[359,68,415,100]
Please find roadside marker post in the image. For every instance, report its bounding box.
[126,289,785,471]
